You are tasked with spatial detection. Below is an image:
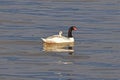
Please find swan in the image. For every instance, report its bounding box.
[41,26,77,43]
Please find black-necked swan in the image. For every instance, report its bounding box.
[41,26,77,43]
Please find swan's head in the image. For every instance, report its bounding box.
[70,26,77,31]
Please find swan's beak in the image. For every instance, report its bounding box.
[73,27,77,31]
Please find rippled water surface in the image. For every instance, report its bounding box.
[0,0,120,80]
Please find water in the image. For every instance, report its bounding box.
[0,0,120,80]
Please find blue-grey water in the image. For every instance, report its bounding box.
[0,0,120,80]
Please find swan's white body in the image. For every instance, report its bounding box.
[41,26,77,43]
[41,31,74,43]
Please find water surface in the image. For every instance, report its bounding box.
[0,0,120,80]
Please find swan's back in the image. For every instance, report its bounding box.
[42,35,74,43]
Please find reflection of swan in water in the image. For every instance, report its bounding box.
[43,42,74,54]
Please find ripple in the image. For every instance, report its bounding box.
[77,62,120,68]
[49,69,73,72]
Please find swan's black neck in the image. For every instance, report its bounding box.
[68,26,77,38]
[68,28,73,38]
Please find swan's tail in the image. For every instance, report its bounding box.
[41,38,46,42]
